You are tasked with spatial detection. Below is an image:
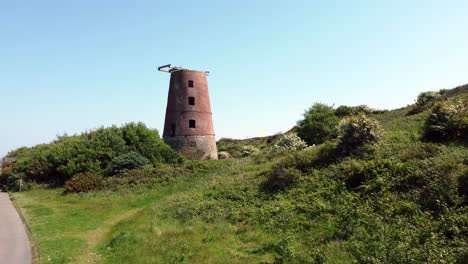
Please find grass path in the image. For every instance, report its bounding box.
[12,170,212,264]
[12,160,244,263]
[75,208,142,263]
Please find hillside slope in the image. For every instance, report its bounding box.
[11,85,468,263]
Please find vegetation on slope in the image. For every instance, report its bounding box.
[1,122,182,189]
[8,85,468,263]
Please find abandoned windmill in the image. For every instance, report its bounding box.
[158,64,218,160]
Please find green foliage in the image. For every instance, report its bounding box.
[263,164,302,191]
[337,114,383,156]
[271,133,308,153]
[217,135,280,158]
[263,144,337,191]
[217,151,231,160]
[407,91,443,116]
[11,86,468,263]
[241,145,260,157]
[459,170,468,202]
[424,100,467,142]
[297,103,340,145]
[110,152,150,175]
[416,91,441,107]
[0,162,12,187]
[7,122,183,186]
[63,173,104,194]
[336,104,373,117]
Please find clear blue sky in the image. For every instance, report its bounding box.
[1,0,467,157]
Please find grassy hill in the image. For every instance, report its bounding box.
[9,85,468,263]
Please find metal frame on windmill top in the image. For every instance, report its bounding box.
[158,64,210,75]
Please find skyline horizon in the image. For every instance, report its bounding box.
[2,79,466,158]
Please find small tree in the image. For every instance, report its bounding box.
[337,114,383,156]
[424,100,467,142]
[297,103,340,145]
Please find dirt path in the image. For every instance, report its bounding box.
[0,192,32,264]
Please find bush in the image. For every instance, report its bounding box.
[407,91,443,116]
[297,103,340,145]
[6,122,183,187]
[110,152,150,175]
[241,145,259,157]
[263,144,337,192]
[337,114,383,156]
[0,163,12,187]
[416,91,441,107]
[218,151,231,160]
[335,105,373,117]
[64,173,104,194]
[459,171,468,202]
[271,133,308,152]
[263,164,302,192]
[424,100,467,142]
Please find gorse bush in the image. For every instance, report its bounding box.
[217,151,231,160]
[297,103,340,145]
[241,145,260,156]
[424,100,467,142]
[110,152,150,175]
[335,104,373,117]
[407,91,443,116]
[263,144,337,191]
[416,91,441,107]
[271,133,308,152]
[7,122,183,186]
[337,114,383,156]
[64,173,104,194]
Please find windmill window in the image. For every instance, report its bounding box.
[189,119,196,128]
[188,97,195,105]
[170,123,176,137]
[188,80,194,87]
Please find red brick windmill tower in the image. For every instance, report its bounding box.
[158,64,218,160]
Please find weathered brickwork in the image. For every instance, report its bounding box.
[162,69,218,160]
[163,135,218,160]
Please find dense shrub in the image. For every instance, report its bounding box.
[241,145,259,157]
[297,103,340,145]
[424,100,467,142]
[335,159,408,191]
[218,151,231,160]
[271,133,308,152]
[459,171,468,202]
[407,91,443,116]
[64,173,104,194]
[337,114,383,156]
[335,105,373,117]
[263,144,337,191]
[0,164,25,191]
[416,91,441,107]
[0,163,11,187]
[7,122,183,186]
[263,166,302,192]
[110,152,150,175]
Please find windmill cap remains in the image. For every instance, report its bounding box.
[158,64,210,75]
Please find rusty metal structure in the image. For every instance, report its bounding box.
[159,64,218,160]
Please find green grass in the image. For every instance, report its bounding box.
[13,171,215,263]
[13,159,281,263]
[12,86,468,263]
